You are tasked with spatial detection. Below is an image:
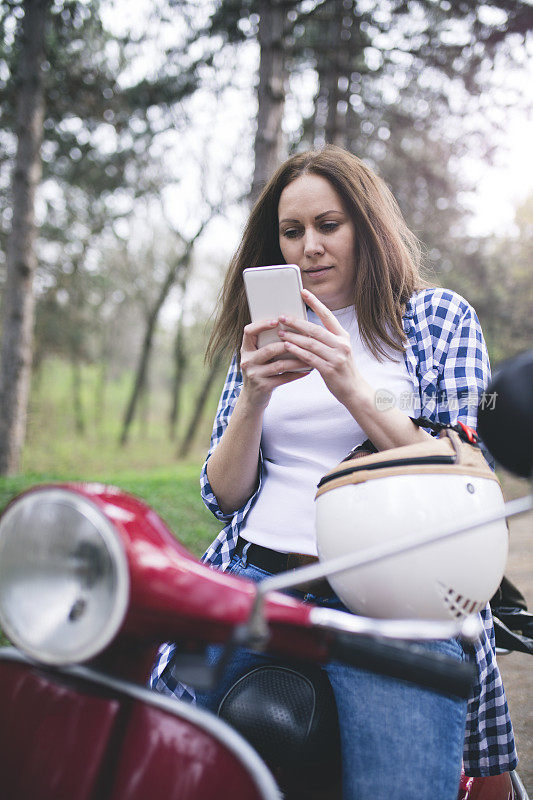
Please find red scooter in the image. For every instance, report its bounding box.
[0,352,531,800]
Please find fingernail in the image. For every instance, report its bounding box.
[278,329,285,338]
[279,315,287,322]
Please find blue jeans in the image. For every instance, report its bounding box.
[196,551,468,800]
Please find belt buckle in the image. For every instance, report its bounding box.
[286,553,331,596]
[286,553,317,570]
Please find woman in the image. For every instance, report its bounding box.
[152,146,516,798]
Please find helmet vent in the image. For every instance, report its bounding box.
[437,583,484,619]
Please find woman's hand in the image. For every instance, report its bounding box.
[279,288,432,451]
[239,319,310,410]
[207,318,311,515]
[277,289,365,409]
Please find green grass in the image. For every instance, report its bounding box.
[24,356,225,475]
[1,356,225,563]
[0,463,221,559]
[5,355,227,550]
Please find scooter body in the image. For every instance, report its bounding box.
[0,483,526,800]
[0,647,279,800]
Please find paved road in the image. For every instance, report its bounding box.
[497,472,532,794]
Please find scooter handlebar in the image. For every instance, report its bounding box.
[330,633,476,699]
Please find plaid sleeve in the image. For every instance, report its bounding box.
[199,355,243,522]
[409,289,493,461]
[432,292,491,430]
[463,605,518,776]
[201,353,265,523]
[409,290,516,774]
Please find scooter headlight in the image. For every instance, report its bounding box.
[0,487,129,665]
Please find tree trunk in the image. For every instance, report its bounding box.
[178,354,225,459]
[323,2,352,148]
[119,302,160,446]
[120,249,192,446]
[0,0,50,475]
[94,357,107,434]
[71,357,85,435]
[119,221,207,446]
[168,311,188,439]
[138,381,149,439]
[249,0,287,205]
[307,1,355,149]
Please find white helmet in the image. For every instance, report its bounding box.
[315,431,508,621]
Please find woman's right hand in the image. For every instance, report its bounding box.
[206,320,310,514]
[240,320,310,410]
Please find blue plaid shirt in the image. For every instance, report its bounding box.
[152,288,517,777]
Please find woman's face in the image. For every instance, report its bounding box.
[278,173,356,311]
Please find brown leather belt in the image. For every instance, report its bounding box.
[235,537,335,598]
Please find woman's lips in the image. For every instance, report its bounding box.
[302,266,333,278]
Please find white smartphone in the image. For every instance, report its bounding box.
[243,264,308,349]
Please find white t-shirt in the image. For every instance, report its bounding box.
[240,306,413,555]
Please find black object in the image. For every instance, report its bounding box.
[341,438,378,461]
[234,538,311,573]
[491,575,528,612]
[218,664,342,793]
[317,452,456,490]
[492,616,533,656]
[491,576,533,655]
[411,416,480,444]
[234,538,335,597]
[477,349,533,478]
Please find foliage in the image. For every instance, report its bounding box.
[0,0,530,480]
[206,0,533,268]
[0,0,200,189]
[0,0,204,367]
[447,194,533,364]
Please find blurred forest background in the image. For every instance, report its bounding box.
[0,0,532,496]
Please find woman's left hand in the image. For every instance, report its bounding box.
[278,289,366,408]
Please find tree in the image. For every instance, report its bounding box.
[0,0,204,471]
[448,195,533,363]
[250,0,287,203]
[0,0,51,475]
[294,1,532,258]
[207,0,533,248]
[178,352,226,458]
[168,272,189,439]
[119,226,204,446]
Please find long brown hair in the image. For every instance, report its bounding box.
[206,145,428,363]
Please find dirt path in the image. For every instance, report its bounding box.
[497,472,532,794]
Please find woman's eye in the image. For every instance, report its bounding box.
[321,221,339,233]
[282,228,302,239]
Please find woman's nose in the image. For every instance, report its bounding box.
[303,229,325,257]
